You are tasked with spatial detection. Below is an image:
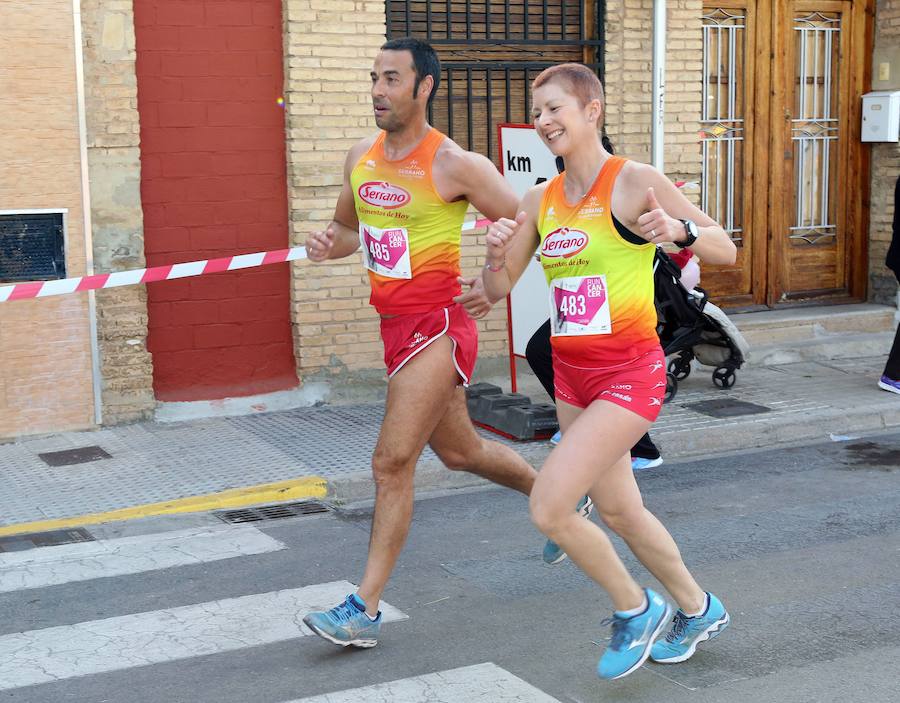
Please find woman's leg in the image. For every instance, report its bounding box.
[587,436,705,614]
[530,398,649,610]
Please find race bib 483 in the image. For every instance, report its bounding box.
[550,274,612,336]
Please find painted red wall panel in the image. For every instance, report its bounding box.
[135,0,297,402]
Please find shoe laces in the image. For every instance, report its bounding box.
[601,615,636,651]
[327,597,359,624]
[666,611,690,642]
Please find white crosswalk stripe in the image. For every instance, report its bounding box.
[0,580,407,691]
[0,526,285,593]
[287,663,561,702]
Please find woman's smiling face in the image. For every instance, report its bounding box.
[532,81,602,155]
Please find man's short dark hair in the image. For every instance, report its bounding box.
[380,37,441,107]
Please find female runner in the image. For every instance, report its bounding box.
[483,63,736,680]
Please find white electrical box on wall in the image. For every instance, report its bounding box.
[861,91,900,142]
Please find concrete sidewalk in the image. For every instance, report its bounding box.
[1,353,897,534]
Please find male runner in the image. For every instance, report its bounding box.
[301,38,538,648]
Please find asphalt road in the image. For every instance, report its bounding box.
[3,431,900,702]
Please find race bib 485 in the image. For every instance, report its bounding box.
[360,223,412,279]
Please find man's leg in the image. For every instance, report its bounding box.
[428,387,537,495]
[355,336,466,614]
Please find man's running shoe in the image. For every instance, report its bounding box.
[650,592,729,663]
[878,375,900,395]
[542,495,593,564]
[550,429,562,445]
[302,593,381,648]
[631,456,664,471]
[597,588,672,680]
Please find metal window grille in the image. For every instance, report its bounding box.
[0,212,66,283]
[790,12,841,245]
[386,2,603,163]
[700,8,745,244]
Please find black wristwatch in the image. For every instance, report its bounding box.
[677,219,699,248]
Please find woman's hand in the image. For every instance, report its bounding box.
[485,211,528,268]
[636,187,686,245]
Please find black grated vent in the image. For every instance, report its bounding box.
[0,527,95,553]
[0,213,66,283]
[38,446,112,467]
[682,398,771,418]
[215,501,331,524]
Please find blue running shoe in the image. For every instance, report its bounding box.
[650,592,729,663]
[302,593,381,648]
[878,375,900,395]
[542,495,593,564]
[597,588,672,680]
[550,430,562,445]
[631,456,663,471]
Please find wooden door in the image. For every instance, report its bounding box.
[700,0,870,308]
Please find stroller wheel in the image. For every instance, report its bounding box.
[668,355,692,381]
[664,372,678,403]
[713,366,736,389]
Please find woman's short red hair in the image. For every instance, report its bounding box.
[532,63,605,110]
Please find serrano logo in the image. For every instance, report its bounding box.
[358,181,411,209]
[541,227,590,258]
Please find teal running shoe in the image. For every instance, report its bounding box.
[303,593,381,648]
[542,495,593,564]
[651,592,729,663]
[550,430,562,445]
[631,456,663,471]
[597,588,672,680]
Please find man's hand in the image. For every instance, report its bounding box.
[637,187,684,244]
[485,211,528,268]
[306,226,336,262]
[453,276,492,319]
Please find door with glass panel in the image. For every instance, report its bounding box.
[700,0,869,307]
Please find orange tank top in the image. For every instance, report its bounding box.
[537,156,660,366]
[350,128,468,315]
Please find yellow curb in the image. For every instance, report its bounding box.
[0,476,329,538]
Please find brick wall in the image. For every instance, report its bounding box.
[604,0,703,186]
[869,0,900,305]
[0,0,96,438]
[81,0,156,423]
[135,0,298,401]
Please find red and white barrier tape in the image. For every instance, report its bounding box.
[0,218,491,303]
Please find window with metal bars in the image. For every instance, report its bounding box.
[386,1,604,164]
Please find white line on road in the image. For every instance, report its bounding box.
[0,580,407,691]
[0,526,286,593]
[288,663,562,703]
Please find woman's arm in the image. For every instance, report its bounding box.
[483,186,544,303]
[617,163,737,266]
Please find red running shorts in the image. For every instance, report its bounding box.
[553,347,667,421]
[380,303,477,385]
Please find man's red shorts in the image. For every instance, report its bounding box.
[553,347,667,421]
[380,304,477,385]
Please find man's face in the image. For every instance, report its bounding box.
[370,50,429,131]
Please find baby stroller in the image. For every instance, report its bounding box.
[653,247,749,402]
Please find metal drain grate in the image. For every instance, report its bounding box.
[0,527,95,553]
[681,398,772,418]
[215,501,331,524]
[38,445,112,467]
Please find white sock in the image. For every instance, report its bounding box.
[616,592,649,618]
[684,593,709,618]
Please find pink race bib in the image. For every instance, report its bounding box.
[550,275,612,336]
[359,223,411,279]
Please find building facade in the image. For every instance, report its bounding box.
[0,0,895,439]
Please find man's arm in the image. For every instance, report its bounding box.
[305,141,369,261]
[435,146,519,222]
